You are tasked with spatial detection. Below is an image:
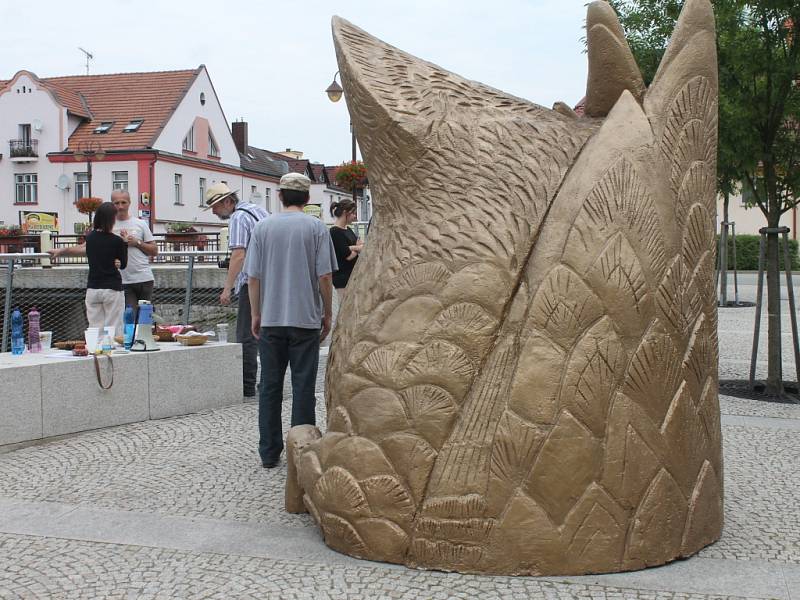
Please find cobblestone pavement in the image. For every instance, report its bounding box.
[0,307,799,599]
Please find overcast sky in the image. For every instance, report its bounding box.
[1,0,590,166]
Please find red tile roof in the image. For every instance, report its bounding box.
[574,97,586,117]
[310,163,326,183]
[2,68,201,151]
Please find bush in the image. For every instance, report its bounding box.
[717,234,800,271]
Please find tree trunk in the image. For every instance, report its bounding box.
[765,213,784,394]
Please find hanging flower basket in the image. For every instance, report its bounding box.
[335,160,368,191]
[76,197,103,223]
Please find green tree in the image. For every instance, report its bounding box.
[609,0,800,394]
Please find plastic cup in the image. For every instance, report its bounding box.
[217,323,228,343]
[39,331,52,350]
[85,328,99,353]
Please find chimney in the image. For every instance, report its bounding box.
[232,120,248,154]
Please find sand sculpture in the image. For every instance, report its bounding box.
[286,0,722,575]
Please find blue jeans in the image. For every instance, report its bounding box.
[258,326,320,463]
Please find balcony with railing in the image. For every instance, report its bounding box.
[9,139,38,162]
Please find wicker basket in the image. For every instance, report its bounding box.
[176,334,208,346]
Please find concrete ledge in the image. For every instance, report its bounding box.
[0,365,42,445]
[148,343,242,419]
[0,342,242,446]
[42,353,150,438]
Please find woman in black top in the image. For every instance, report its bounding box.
[329,200,363,303]
[52,202,127,332]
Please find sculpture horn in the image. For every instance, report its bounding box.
[584,1,645,118]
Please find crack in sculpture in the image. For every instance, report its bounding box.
[285,0,722,575]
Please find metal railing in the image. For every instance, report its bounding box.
[1,250,237,352]
[9,139,38,158]
[9,232,225,265]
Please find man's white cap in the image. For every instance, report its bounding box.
[279,173,312,192]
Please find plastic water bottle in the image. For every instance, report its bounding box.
[28,307,41,353]
[123,305,135,350]
[101,332,114,355]
[11,309,24,355]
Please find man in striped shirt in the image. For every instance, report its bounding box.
[204,182,269,399]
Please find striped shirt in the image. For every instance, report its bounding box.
[229,200,269,293]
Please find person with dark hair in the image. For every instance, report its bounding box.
[328,199,363,303]
[245,172,337,468]
[49,202,128,332]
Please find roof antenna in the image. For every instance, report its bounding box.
[78,47,94,75]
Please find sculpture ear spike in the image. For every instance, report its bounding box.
[584,1,646,118]
[649,0,717,89]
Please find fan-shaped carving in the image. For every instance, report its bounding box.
[400,385,458,448]
[313,467,369,517]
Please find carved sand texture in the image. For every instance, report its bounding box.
[288,0,721,576]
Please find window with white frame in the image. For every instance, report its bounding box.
[208,131,219,157]
[122,119,144,133]
[93,121,113,134]
[174,174,183,205]
[15,173,38,204]
[74,172,89,201]
[265,188,271,211]
[112,171,128,191]
[251,185,257,195]
[182,125,195,152]
[199,177,206,207]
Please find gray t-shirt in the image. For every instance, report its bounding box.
[244,212,337,329]
[112,217,154,284]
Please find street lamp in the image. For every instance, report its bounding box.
[74,141,105,198]
[325,71,358,205]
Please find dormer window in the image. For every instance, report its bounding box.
[122,119,144,133]
[182,125,195,152]
[93,121,113,134]
[208,131,219,157]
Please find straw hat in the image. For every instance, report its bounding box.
[203,182,238,209]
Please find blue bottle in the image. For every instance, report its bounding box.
[11,308,24,355]
[123,305,135,350]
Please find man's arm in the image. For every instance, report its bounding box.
[48,243,86,258]
[134,239,158,257]
[220,248,246,305]
[248,276,261,339]
[319,273,333,342]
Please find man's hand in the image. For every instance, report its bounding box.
[125,235,139,248]
[220,288,232,306]
[320,314,332,342]
[47,248,62,259]
[251,314,261,339]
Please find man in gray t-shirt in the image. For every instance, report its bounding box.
[245,173,337,468]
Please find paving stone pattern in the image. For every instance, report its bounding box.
[0,535,763,600]
[0,305,798,598]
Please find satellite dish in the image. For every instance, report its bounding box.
[56,174,71,190]
[32,119,42,132]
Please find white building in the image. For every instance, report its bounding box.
[716,193,796,239]
[0,66,287,234]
